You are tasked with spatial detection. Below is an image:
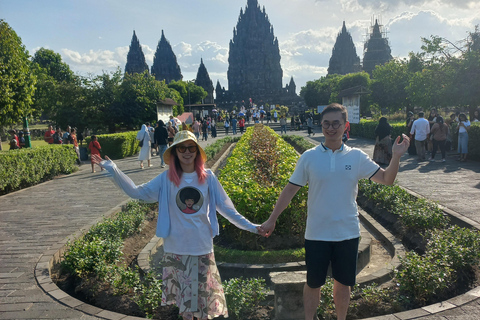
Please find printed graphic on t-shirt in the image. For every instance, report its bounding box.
[176,187,203,214]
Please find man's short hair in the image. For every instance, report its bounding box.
[418,112,425,117]
[321,103,348,123]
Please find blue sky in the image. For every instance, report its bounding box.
[2,0,479,93]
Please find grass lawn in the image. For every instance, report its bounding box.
[1,139,48,151]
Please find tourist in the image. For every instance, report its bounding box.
[290,116,295,131]
[88,135,103,173]
[373,117,392,165]
[211,118,217,138]
[70,128,81,164]
[429,116,448,162]
[261,103,410,320]
[224,117,230,135]
[279,115,287,134]
[343,120,350,143]
[192,119,201,140]
[8,129,19,148]
[147,122,156,156]
[52,127,63,144]
[91,131,265,320]
[167,122,175,146]
[406,111,417,155]
[409,111,430,161]
[457,113,470,162]
[238,117,245,134]
[62,125,71,144]
[137,124,152,169]
[201,119,208,141]
[274,110,278,122]
[231,117,237,134]
[44,125,55,144]
[154,120,169,168]
[307,115,315,137]
[18,131,25,148]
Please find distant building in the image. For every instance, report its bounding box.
[151,30,183,84]
[216,0,303,110]
[363,19,393,74]
[328,21,361,76]
[194,59,214,104]
[124,31,149,75]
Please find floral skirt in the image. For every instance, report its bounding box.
[161,252,228,319]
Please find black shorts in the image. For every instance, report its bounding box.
[305,237,359,288]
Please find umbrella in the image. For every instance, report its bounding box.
[260,110,266,114]
[173,117,182,125]
[212,109,218,112]
[238,112,245,116]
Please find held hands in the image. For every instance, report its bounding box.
[259,219,276,238]
[392,134,410,158]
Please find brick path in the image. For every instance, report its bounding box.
[0,123,479,319]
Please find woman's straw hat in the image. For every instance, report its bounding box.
[163,130,207,164]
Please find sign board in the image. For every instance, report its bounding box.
[341,96,360,124]
[157,105,173,123]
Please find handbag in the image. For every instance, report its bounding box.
[138,132,146,147]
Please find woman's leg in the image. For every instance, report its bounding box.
[439,140,446,160]
[140,160,144,168]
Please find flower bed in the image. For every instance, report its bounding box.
[217,124,308,250]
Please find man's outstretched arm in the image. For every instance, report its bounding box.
[261,182,302,237]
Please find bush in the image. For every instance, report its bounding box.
[223,277,267,319]
[395,251,453,306]
[85,131,140,160]
[218,125,308,249]
[0,144,78,195]
[350,119,407,140]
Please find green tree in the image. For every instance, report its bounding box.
[300,75,342,108]
[31,48,75,119]
[119,72,181,128]
[168,80,207,105]
[370,58,412,114]
[0,20,36,150]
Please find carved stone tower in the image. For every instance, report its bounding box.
[226,0,283,103]
[194,59,214,104]
[363,19,393,74]
[124,31,149,75]
[151,30,182,83]
[328,22,361,75]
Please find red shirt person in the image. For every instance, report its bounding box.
[44,125,55,144]
[88,135,103,173]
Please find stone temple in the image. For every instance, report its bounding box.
[124,31,149,75]
[328,21,362,76]
[216,0,302,109]
[362,19,393,74]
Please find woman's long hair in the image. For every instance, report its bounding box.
[167,146,207,187]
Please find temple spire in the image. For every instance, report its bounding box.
[327,22,361,75]
[124,30,149,75]
[151,30,182,83]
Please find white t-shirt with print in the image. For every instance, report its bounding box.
[289,144,380,242]
[458,120,471,133]
[163,172,213,255]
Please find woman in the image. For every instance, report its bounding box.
[70,128,81,165]
[429,116,448,162]
[92,131,264,320]
[211,118,217,138]
[137,124,151,169]
[373,117,392,165]
[457,113,470,162]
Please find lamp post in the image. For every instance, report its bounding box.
[23,116,31,148]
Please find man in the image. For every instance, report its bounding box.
[154,120,169,168]
[409,111,430,161]
[44,125,55,144]
[261,103,409,320]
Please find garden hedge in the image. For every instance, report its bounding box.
[0,145,78,195]
[84,131,140,160]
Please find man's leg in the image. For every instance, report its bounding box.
[333,280,350,320]
[304,283,321,320]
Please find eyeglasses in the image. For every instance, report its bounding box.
[176,145,198,153]
[321,121,344,129]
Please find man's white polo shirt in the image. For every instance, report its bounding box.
[289,143,380,242]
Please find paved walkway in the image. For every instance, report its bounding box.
[0,123,479,319]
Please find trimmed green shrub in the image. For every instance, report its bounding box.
[0,145,78,195]
[218,125,308,250]
[350,119,406,140]
[223,277,267,320]
[85,131,140,160]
